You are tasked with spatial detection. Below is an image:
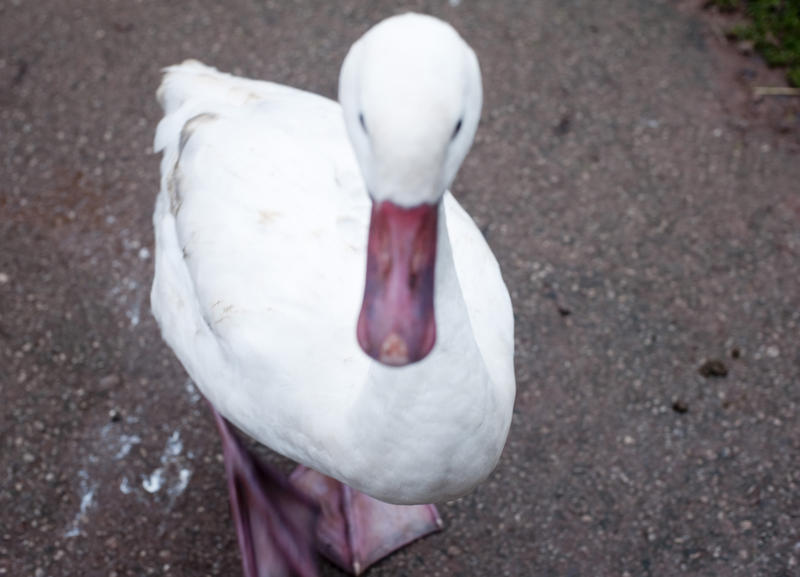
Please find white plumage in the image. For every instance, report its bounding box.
[151,14,515,506]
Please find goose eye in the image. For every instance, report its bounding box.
[359,112,368,135]
[451,117,463,141]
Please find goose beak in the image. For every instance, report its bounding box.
[357,200,438,366]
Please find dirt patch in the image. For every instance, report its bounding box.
[681,0,800,141]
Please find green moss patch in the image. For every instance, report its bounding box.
[709,0,800,86]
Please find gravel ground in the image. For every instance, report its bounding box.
[2,1,799,576]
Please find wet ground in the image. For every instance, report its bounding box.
[2,1,799,576]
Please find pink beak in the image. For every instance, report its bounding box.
[357,200,439,366]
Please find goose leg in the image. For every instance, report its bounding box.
[212,408,320,577]
[290,465,443,576]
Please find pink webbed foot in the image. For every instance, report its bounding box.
[212,408,320,577]
[290,465,443,575]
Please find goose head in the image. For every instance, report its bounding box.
[339,13,483,367]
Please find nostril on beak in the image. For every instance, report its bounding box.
[379,332,409,366]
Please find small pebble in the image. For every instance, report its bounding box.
[99,374,121,388]
[699,359,728,378]
[672,400,689,414]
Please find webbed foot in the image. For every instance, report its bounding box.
[290,465,442,575]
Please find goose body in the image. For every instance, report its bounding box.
[152,13,513,523]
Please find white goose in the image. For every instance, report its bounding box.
[152,13,515,577]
